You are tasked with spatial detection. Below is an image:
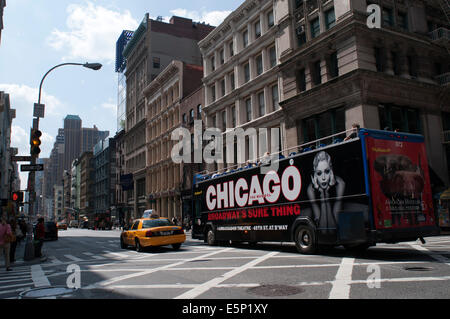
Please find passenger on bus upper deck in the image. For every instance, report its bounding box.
[344,123,360,141]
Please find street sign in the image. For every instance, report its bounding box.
[20,164,44,172]
[34,103,45,118]
[12,156,32,162]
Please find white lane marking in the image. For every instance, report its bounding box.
[103,251,130,259]
[84,247,234,289]
[329,258,355,299]
[410,244,450,266]
[174,251,278,299]
[31,265,51,288]
[49,256,63,264]
[83,252,106,260]
[64,255,84,262]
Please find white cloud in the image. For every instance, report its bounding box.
[101,102,116,116]
[170,8,232,26]
[47,2,139,62]
[0,83,64,118]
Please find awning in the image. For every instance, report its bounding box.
[441,188,450,200]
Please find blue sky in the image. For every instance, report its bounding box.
[0,0,243,189]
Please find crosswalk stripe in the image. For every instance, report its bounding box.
[64,255,84,262]
[83,252,106,260]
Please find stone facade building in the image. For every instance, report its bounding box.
[123,15,214,218]
[199,0,282,172]
[144,61,204,220]
[199,0,449,190]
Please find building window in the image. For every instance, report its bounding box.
[295,0,303,9]
[221,79,226,97]
[269,46,277,68]
[190,109,195,122]
[397,11,408,30]
[255,20,261,38]
[256,54,263,76]
[375,47,385,72]
[231,106,236,127]
[268,10,274,28]
[272,84,279,110]
[211,56,215,72]
[211,84,216,102]
[297,68,306,92]
[230,72,235,91]
[325,8,336,30]
[220,50,225,65]
[243,30,249,48]
[258,92,265,117]
[302,108,345,143]
[197,104,202,119]
[222,110,227,130]
[382,7,394,27]
[328,51,339,78]
[246,98,252,122]
[229,41,234,57]
[312,60,322,85]
[407,55,417,77]
[310,18,320,38]
[182,113,187,124]
[297,26,306,47]
[391,51,400,75]
[153,57,160,69]
[244,63,250,83]
[378,105,421,134]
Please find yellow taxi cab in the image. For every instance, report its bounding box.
[120,217,185,252]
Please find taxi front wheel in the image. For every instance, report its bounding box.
[120,236,127,249]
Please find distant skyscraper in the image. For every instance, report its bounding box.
[63,115,82,172]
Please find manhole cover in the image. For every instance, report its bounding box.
[404,266,433,271]
[19,286,77,299]
[247,284,303,297]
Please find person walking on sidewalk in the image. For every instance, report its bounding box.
[0,215,13,271]
[35,217,45,258]
[9,219,19,263]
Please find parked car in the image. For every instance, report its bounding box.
[57,222,67,230]
[69,220,79,228]
[120,218,185,252]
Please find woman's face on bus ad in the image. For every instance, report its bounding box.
[315,160,331,189]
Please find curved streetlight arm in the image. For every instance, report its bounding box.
[38,62,102,104]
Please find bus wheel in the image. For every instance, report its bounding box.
[207,229,216,246]
[295,225,317,254]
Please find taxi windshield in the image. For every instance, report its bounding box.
[142,219,173,229]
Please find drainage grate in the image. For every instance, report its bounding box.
[247,284,303,297]
[404,266,433,271]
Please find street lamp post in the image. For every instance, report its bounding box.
[24,62,102,261]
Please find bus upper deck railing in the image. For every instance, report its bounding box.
[194,128,359,183]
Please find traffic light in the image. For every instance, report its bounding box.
[30,129,42,155]
[12,191,24,203]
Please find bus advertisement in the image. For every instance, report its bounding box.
[191,129,439,254]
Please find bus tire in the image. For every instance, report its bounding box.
[206,229,217,246]
[294,225,317,254]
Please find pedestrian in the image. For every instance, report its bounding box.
[8,219,18,264]
[0,215,13,271]
[34,217,45,259]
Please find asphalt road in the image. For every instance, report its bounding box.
[1,228,450,301]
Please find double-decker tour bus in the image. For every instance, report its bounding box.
[191,128,439,254]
